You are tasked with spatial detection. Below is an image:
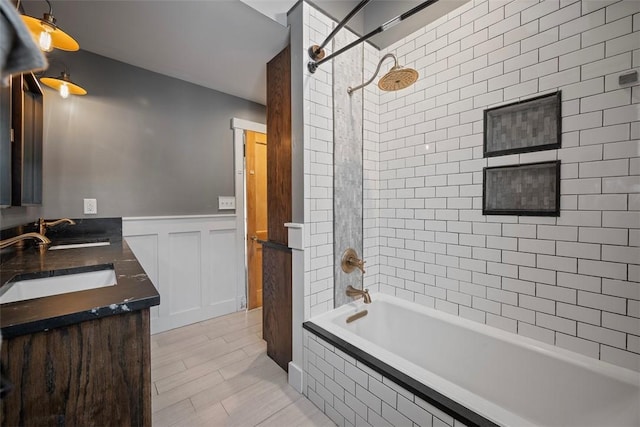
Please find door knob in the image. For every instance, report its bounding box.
[251,235,258,241]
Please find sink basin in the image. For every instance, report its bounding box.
[0,265,117,304]
[49,241,111,250]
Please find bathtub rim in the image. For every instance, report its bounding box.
[304,292,640,427]
[303,320,498,427]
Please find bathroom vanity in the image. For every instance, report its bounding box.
[0,223,159,426]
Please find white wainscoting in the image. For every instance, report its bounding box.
[123,215,241,334]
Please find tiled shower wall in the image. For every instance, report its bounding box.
[375,0,640,371]
[333,29,364,307]
[302,2,380,317]
[303,3,335,318]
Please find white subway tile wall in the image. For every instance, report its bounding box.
[304,4,337,318]
[372,0,639,372]
[304,331,470,427]
[300,0,638,383]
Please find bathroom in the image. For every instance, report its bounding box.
[2,0,640,425]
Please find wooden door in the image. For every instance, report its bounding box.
[246,130,268,310]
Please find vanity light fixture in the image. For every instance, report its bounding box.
[40,69,86,98]
[20,0,79,52]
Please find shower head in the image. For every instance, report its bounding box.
[347,53,419,95]
[378,65,419,92]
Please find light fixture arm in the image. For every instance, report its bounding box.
[347,53,397,95]
[308,0,440,74]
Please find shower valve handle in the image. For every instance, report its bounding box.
[352,258,366,274]
[341,248,366,274]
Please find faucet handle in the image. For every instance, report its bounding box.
[36,218,46,235]
[353,258,366,274]
[341,248,366,275]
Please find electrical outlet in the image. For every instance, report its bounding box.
[84,198,97,215]
[218,196,236,210]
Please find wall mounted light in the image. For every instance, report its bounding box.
[21,0,79,52]
[40,68,86,98]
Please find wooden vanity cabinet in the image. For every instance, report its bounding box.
[0,309,152,426]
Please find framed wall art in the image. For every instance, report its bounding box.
[484,91,561,157]
[483,161,560,216]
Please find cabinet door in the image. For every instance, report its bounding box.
[0,81,10,207]
[11,73,43,206]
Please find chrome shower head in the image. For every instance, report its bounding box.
[347,53,419,95]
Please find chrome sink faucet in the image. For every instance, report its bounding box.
[346,285,372,304]
[0,232,51,249]
[37,218,76,236]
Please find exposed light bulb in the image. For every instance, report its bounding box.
[38,30,53,52]
[59,83,70,99]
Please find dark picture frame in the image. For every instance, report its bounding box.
[484,91,561,157]
[483,161,561,216]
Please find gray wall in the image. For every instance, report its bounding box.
[1,49,265,228]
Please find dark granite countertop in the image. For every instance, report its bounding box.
[0,236,160,338]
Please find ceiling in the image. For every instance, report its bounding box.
[21,0,466,105]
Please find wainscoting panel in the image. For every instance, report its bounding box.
[123,215,239,334]
[168,231,202,315]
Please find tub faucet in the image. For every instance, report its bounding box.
[0,232,51,249]
[37,218,76,236]
[341,248,366,274]
[346,285,372,304]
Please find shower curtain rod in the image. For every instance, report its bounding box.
[308,0,372,61]
[308,0,440,74]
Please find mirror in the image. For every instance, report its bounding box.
[1,73,44,207]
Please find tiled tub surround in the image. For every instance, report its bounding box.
[371,0,640,371]
[300,3,381,318]
[334,29,364,308]
[304,293,640,427]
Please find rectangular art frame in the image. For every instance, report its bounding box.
[484,91,561,157]
[483,161,561,216]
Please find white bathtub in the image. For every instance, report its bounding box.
[306,293,640,427]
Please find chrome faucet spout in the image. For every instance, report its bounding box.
[346,285,372,304]
[0,232,51,249]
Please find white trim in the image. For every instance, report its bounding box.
[231,117,267,311]
[125,214,235,221]
[288,223,305,391]
[288,362,304,393]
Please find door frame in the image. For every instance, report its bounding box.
[231,117,266,311]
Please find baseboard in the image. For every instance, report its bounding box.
[288,361,303,393]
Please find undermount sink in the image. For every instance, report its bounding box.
[49,241,111,250]
[0,265,117,304]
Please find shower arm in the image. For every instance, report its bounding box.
[347,53,397,95]
[308,0,440,74]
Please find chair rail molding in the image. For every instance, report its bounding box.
[123,215,238,334]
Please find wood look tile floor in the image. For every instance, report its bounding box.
[151,308,334,426]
